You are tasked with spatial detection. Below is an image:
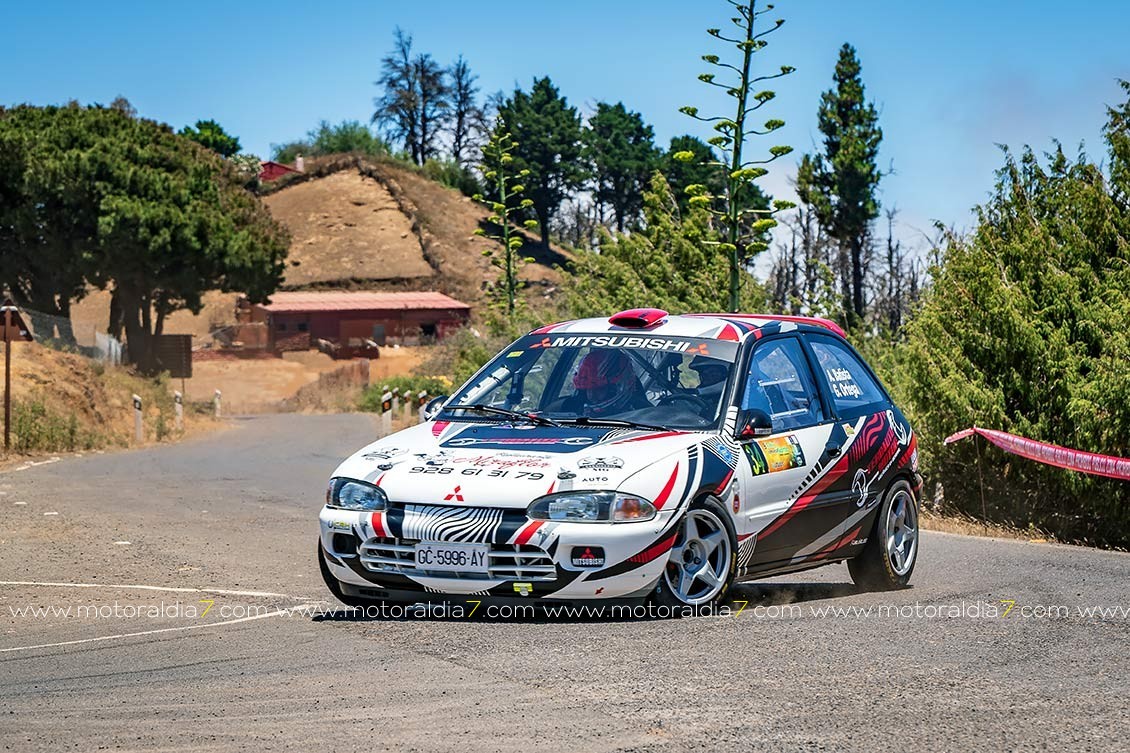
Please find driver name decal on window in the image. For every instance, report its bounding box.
[826,367,863,399]
[532,335,710,354]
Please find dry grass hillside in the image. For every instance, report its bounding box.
[262,170,434,286]
[71,156,573,340]
[261,155,573,307]
[1,342,215,456]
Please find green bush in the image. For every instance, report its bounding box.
[888,144,1130,547]
[359,375,453,412]
[11,400,100,453]
[420,158,481,197]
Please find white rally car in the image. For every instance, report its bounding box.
[319,309,922,608]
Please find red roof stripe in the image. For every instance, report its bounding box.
[255,291,471,313]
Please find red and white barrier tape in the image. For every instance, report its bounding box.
[944,427,1130,481]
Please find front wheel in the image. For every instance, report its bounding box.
[653,497,737,609]
[848,478,919,591]
[318,540,384,609]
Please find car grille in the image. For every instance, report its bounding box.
[358,536,557,582]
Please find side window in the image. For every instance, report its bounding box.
[742,338,825,431]
[808,336,888,417]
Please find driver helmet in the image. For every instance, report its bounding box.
[572,349,638,415]
[690,355,728,388]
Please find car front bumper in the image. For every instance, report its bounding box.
[319,505,677,601]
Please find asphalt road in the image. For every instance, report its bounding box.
[1,414,1127,752]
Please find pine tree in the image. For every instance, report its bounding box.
[796,43,883,326]
[496,78,585,248]
[584,102,660,232]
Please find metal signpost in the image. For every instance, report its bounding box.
[2,299,34,452]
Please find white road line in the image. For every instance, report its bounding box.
[0,603,323,654]
[0,580,312,600]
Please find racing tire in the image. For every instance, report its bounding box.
[318,540,385,609]
[848,478,919,591]
[652,497,737,612]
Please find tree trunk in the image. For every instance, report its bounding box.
[108,289,124,341]
[851,236,865,321]
[538,205,551,248]
[119,287,155,374]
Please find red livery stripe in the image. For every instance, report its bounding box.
[628,532,678,564]
[653,464,681,510]
[714,469,734,494]
[370,512,387,537]
[514,521,544,546]
[718,323,740,341]
[759,455,851,540]
[614,430,687,444]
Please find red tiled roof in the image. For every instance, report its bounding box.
[254,291,471,313]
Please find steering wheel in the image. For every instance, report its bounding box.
[657,393,707,411]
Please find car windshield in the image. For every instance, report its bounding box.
[440,333,741,431]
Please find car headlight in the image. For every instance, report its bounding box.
[326,478,388,511]
[526,491,656,523]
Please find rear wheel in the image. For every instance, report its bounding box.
[653,498,737,609]
[848,478,919,590]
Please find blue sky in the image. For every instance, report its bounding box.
[4,0,1127,254]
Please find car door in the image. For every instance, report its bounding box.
[733,335,845,567]
[804,333,901,557]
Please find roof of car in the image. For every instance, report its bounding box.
[528,310,846,342]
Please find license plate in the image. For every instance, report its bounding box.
[415,541,490,573]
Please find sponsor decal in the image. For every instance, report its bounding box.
[733,492,741,513]
[744,435,807,475]
[328,519,352,531]
[506,350,524,358]
[530,334,711,354]
[888,410,911,446]
[446,436,595,447]
[441,425,605,453]
[451,454,551,469]
[743,442,769,476]
[443,485,466,502]
[758,435,807,473]
[362,446,404,460]
[571,546,606,568]
[852,468,874,507]
[577,456,624,471]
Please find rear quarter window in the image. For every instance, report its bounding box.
[807,335,889,418]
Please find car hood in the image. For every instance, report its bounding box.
[330,420,708,509]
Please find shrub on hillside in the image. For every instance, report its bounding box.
[888,140,1130,547]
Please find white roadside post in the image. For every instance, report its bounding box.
[213,389,222,418]
[417,391,428,424]
[132,394,143,444]
[392,388,400,414]
[403,390,413,425]
[381,390,393,436]
[174,391,184,432]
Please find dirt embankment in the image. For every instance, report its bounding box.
[260,155,573,307]
[1,342,218,458]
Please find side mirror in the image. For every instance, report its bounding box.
[735,409,773,441]
[423,395,449,421]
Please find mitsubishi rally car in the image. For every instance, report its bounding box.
[319,309,922,608]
